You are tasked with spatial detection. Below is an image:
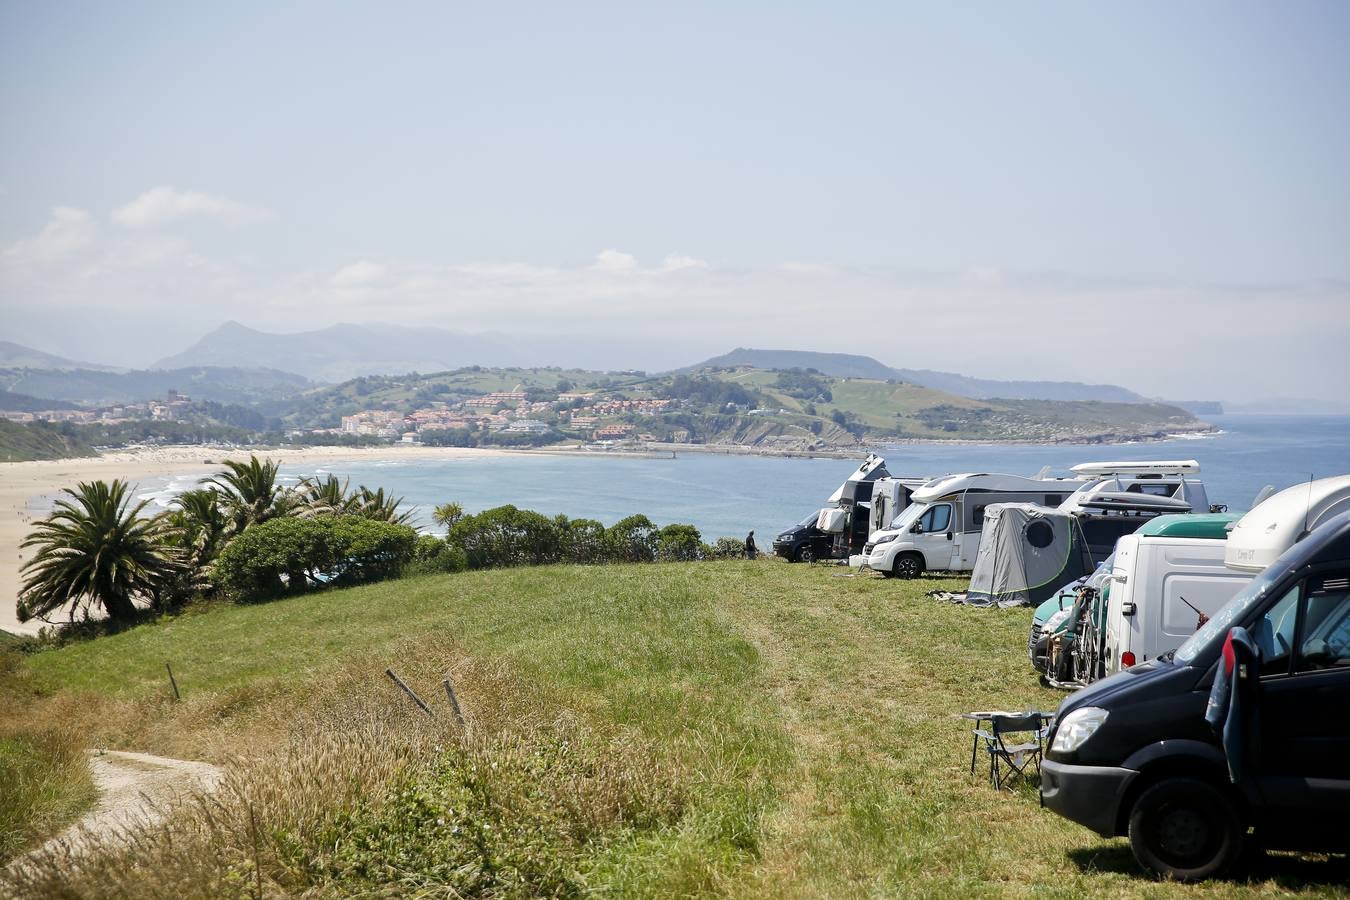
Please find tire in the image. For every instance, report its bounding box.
[795,545,816,564]
[892,553,924,579]
[1127,777,1243,882]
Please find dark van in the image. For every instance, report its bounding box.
[772,511,836,563]
[1040,510,1350,881]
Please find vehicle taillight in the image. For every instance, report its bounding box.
[1121,651,1136,667]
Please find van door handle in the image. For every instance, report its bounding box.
[946,531,953,541]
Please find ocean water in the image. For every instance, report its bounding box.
[136,415,1349,541]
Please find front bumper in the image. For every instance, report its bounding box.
[772,541,797,560]
[1040,759,1137,837]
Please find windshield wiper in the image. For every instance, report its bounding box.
[1158,649,1177,663]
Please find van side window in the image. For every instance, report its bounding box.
[919,503,951,534]
[1255,584,1301,677]
[1295,574,1350,673]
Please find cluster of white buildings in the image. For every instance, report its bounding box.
[321,385,678,444]
[1,391,193,425]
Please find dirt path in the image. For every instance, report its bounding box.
[12,749,222,868]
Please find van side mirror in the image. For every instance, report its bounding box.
[911,521,923,534]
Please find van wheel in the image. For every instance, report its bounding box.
[1127,777,1242,882]
[795,546,815,564]
[893,553,924,579]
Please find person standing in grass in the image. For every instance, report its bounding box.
[744,530,757,560]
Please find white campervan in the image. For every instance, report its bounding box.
[862,471,1087,578]
[1100,527,1250,676]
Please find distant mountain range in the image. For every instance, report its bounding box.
[0,340,120,372]
[151,321,518,384]
[686,348,1149,403]
[0,366,311,407]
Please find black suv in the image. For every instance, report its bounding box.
[1041,510,1350,881]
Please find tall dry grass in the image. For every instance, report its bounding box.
[0,648,98,861]
[2,639,686,898]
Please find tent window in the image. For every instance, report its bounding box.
[1025,520,1054,549]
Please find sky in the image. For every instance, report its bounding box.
[2,1,1348,402]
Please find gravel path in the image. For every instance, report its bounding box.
[8,749,222,871]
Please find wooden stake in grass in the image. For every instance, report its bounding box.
[442,677,466,727]
[165,661,181,701]
[385,668,434,717]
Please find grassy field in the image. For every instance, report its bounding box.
[2,561,1342,896]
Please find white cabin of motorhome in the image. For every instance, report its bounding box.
[1225,475,1350,574]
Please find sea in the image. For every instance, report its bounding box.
[136,414,1350,541]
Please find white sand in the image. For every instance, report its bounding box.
[0,445,519,636]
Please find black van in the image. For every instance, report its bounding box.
[1040,510,1350,881]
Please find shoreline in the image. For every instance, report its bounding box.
[0,427,1220,636]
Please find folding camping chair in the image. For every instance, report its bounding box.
[975,712,1047,790]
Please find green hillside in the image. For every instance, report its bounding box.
[3,563,1337,895]
[0,420,95,462]
[281,365,1208,447]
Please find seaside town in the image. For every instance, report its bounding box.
[323,390,676,444]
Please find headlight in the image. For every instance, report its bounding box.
[777,534,792,542]
[1050,707,1108,753]
[872,533,897,546]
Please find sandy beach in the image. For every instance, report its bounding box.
[0,444,523,636]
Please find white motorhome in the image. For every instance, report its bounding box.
[861,471,1088,578]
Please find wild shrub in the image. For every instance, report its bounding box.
[656,523,704,561]
[604,514,659,563]
[213,517,417,601]
[447,505,565,569]
[712,536,748,559]
[404,534,468,577]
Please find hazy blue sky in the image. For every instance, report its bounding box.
[2,1,1348,401]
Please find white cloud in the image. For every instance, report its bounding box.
[661,254,709,272]
[330,260,387,287]
[112,186,272,228]
[592,248,638,271]
[3,206,96,263]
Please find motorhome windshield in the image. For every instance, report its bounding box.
[1173,563,1282,665]
[889,502,927,533]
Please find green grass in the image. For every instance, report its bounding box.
[5,562,1341,895]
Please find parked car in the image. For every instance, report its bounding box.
[1040,509,1350,881]
[772,510,836,563]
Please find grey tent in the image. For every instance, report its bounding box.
[967,503,1095,608]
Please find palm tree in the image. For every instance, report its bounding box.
[18,480,184,624]
[353,486,415,524]
[204,456,296,533]
[432,501,464,530]
[169,488,230,569]
[297,474,356,517]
